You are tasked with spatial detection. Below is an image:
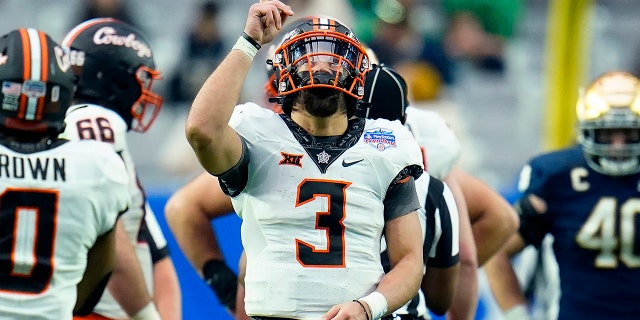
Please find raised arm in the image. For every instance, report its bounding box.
[185,1,293,175]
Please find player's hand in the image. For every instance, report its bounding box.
[244,0,294,46]
[322,301,369,320]
[202,259,238,313]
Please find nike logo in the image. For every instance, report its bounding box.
[342,159,364,167]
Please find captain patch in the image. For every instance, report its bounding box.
[364,128,397,151]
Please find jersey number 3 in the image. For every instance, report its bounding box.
[295,179,351,268]
[0,189,58,294]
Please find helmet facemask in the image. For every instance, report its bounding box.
[576,71,640,176]
[271,18,370,116]
[130,66,162,132]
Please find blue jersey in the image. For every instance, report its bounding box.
[517,145,640,319]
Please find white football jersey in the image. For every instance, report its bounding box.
[227,103,423,319]
[0,139,129,319]
[60,103,156,319]
[404,106,460,179]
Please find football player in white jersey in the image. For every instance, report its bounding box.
[60,18,180,320]
[0,28,129,320]
[185,2,425,319]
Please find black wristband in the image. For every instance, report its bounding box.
[241,32,261,50]
[202,259,238,312]
[354,300,371,320]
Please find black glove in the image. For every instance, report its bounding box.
[202,259,238,312]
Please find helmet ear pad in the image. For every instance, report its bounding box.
[74,60,141,128]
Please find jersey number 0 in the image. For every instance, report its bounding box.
[0,189,58,294]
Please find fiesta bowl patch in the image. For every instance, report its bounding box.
[364,128,397,151]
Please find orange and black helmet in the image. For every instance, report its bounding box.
[62,18,163,132]
[271,17,371,115]
[0,28,75,137]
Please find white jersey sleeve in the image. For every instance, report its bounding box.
[60,103,155,319]
[0,139,129,320]
[404,106,461,179]
[227,103,423,319]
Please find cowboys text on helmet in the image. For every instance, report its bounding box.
[92,27,152,59]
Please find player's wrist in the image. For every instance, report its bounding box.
[353,300,371,320]
[131,302,161,320]
[202,259,238,312]
[358,291,388,320]
[233,32,260,59]
[503,304,530,320]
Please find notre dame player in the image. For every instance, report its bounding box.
[485,71,640,320]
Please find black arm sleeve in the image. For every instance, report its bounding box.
[218,136,250,197]
[515,196,550,248]
[383,175,421,221]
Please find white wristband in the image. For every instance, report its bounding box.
[503,304,530,320]
[232,35,259,60]
[132,302,161,320]
[359,291,388,320]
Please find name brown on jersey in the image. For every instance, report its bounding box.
[0,153,65,181]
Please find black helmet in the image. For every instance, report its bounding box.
[0,28,75,138]
[62,18,162,132]
[356,64,409,123]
